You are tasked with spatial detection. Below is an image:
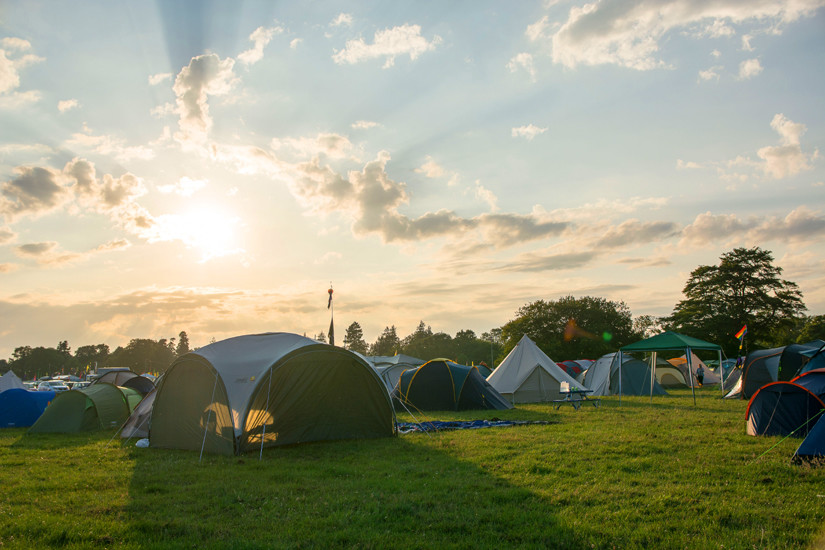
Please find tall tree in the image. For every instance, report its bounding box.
[74,344,110,371]
[666,247,805,356]
[797,315,825,344]
[9,345,80,379]
[176,331,191,356]
[500,295,638,361]
[370,326,401,356]
[343,322,368,354]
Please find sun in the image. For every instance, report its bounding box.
[156,205,243,261]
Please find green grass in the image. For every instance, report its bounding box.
[1,388,823,549]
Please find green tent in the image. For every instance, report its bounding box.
[620,331,723,404]
[150,332,396,457]
[28,383,140,433]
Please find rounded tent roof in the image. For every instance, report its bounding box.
[179,333,348,420]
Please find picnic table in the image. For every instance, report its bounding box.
[553,386,600,410]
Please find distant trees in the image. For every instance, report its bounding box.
[797,315,825,344]
[8,344,80,379]
[500,296,639,361]
[666,247,806,356]
[369,326,401,356]
[75,344,110,371]
[106,338,176,374]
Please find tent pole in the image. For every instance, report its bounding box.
[259,370,273,461]
[686,347,696,406]
[719,350,724,394]
[650,351,657,403]
[200,372,219,462]
[618,351,622,406]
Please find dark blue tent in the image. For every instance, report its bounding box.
[746,382,825,437]
[393,359,513,412]
[793,412,825,464]
[0,389,55,428]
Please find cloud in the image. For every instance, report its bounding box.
[737,58,763,79]
[157,176,207,197]
[314,251,343,265]
[0,37,44,96]
[415,157,446,178]
[332,24,442,68]
[680,207,825,246]
[512,124,548,140]
[67,124,155,162]
[272,133,354,160]
[148,72,172,86]
[0,263,19,273]
[0,225,16,244]
[757,114,814,178]
[290,38,302,50]
[475,182,498,212]
[548,0,823,70]
[594,219,680,247]
[0,166,69,222]
[57,99,79,112]
[288,152,566,247]
[698,66,722,82]
[173,53,238,144]
[331,13,354,27]
[238,25,283,65]
[507,53,537,80]
[14,237,126,267]
[496,250,599,273]
[352,120,380,130]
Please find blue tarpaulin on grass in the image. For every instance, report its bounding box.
[396,419,553,434]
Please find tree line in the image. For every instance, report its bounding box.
[2,247,823,379]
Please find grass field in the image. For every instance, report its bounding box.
[1,387,823,549]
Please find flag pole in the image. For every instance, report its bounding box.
[327,284,335,346]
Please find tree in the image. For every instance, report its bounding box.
[797,315,825,344]
[666,247,806,356]
[370,326,401,356]
[633,315,664,339]
[8,345,80,379]
[74,344,110,371]
[314,332,327,344]
[106,338,176,374]
[176,331,191,356]
[343,322,368,354]
[499,295,638,361]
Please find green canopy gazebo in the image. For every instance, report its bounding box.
[619,331,723,405]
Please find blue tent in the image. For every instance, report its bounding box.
[793,412,825,464]
[0,389,55,428]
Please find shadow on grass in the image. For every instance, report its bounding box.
[122,431,582,548]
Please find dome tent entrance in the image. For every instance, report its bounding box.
[620,331,722,405]
[150,333,396,456]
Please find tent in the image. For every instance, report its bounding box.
[655,364,688,387]
[393,359,513,411]
[365,354,426,393]
[667,353,722,386]
[487,335,584,403]
[746,382,825,437]
[0,370,25,393]
[121,387,157,439]
[621,332,722,404]
[0,389,55,428]
[28,383,141,433]
[92,369,156,395]
[582,353,668,397]
[740,341,825,400]
[150,332,395,456]
[793,413,825,464]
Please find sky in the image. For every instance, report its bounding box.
[0,0,823,358]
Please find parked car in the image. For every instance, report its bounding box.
[37,380,69,392]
